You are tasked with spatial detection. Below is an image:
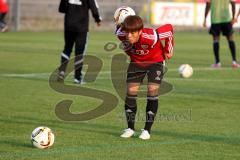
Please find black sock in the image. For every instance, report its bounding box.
[124,95,137,130]
[144,96,159,133]
[228,40,236,61]
[213,41,220,63]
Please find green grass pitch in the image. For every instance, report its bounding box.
[0,30,240,160]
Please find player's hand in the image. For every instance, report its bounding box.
[232,18,237,25]
[165,53,173,59]
[203,19,207,28]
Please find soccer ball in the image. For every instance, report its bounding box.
[114,6,135,25]
[178,64,193,78]
[31,126,55,149]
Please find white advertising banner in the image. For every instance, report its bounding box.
[151,2,195,26]
[151,2,240,28]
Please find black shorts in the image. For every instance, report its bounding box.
[209,22,233,37]
[126,62,164,84]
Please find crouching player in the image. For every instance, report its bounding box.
[116,15,174,140]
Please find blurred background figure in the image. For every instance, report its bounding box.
[0,0,8,32]
[57,0,102,84]
[203,0,239,68]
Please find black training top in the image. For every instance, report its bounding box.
[59,0,102,32]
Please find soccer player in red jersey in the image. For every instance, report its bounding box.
[0,0,9,32]
[116,15,174,140]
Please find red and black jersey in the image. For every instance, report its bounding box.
[116,24,174,67]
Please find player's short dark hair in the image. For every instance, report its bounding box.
[122,15,143,32]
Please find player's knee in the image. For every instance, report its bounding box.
[147,86,159,96]
[127,87,138,95]
[127,83,140,94]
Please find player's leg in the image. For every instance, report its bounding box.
[212,35,221,67]
[223,22,239,68]
[74,32,88,83]
[226,34,238,67]
[126,83,140,127]
[139,62,163,140]
[0,13,7,32]
[121,63,145,138]
[209,24,221,67]
[58,30,75,81]
[120,83,140,138]
[0,13,4,29]
[0,13,3,21]
[145,83,159,130]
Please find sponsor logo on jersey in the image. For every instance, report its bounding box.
[141,44,149,49]
[135,50,149,55]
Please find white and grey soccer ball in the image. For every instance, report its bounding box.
[31,126,55,149]
[178,64,193,78]
[114,6,136,25]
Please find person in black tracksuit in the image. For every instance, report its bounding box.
[58,0,102,84]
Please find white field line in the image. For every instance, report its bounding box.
[0,67,239,82]
[165,77,240,82]
[168,67,235,71]
[0,73,50,78]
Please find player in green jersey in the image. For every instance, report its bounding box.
[203,0,239,68]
